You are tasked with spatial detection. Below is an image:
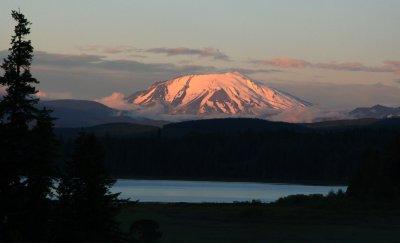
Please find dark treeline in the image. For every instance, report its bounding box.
[57,120,400,184]
[347,135,400,202]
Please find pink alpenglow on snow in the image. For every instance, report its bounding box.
[129,72,310,119]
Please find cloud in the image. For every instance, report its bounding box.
[78,45,139,54]
[146,47,230,61]
[24,51,216,74]
[269,106,347,123]
[0,50,220,99]
[314,62,394,72]
[251,57,311,68]
[77,45,231,61]
[36,90,47,98]
[223,68,281,75]
[95,92,133,110]
[129,54,147,58]
[252,57,400,73]
[36,90,73,99]
[33,51,105,68]
[268,81,400,109]
[384,61,400,74]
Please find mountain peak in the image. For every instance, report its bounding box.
[130,72,309,117]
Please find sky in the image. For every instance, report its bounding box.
[1,0,400,109]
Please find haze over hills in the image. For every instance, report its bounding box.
[39,99,166,127]
[128,72,310,120]
[38,99,400,128]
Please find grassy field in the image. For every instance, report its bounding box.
[118,202,400,243]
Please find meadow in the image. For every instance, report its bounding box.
[119,201,400,243]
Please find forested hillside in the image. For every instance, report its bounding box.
[57,118,400,183]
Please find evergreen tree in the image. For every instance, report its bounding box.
[24,108,58,242]
[0,10,57,242]
[56,133,123,243]
[347,136,400,201]
[0,9,39,127]
[0,10,39,242]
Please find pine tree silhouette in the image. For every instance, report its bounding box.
[25,108,58,242]
[0,10,57,242]
[56,133,123,243]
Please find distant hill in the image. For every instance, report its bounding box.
[304,118,378,129]
[162,117,400,137]
[162,118,308,137]
[349,105,400,119]
[55,122,159,139]
[40,99,166,127]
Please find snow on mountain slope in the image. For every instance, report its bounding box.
[129,72,310,119]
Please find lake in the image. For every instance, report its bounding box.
[112,179,347,203]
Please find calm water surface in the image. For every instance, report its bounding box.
[112,179,347,203]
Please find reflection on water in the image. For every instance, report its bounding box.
[111,179,347,203]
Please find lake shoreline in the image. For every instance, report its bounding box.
[112,179,347,203]
[112,176,348,187]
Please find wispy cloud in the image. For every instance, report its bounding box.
[27,51,217,74]
[223,68,281,75]
[77,45,231,61]
[78,44,139,54]
[384,61,400,74]
[36,90,73,99]
[314,62,395,72]
[146,47,230,61]
[268,81,400,109]
[251,57,311,68]
[0,50,220,98]
[128,54,147,58]
[34,51,105,68]
[252,57,400,73]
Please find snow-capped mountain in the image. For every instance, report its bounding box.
[128,72,310,119]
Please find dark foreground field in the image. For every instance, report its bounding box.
[118,202,400,243]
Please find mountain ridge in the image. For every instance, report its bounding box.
[349,104,400,119]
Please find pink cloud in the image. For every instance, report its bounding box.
[36,90,48,98]
[252,57,311,68]
[252,58,400,73]
[383,61,400,74]
[313,62,394,72]
[35,90,73,99]
[95,92,133,110]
